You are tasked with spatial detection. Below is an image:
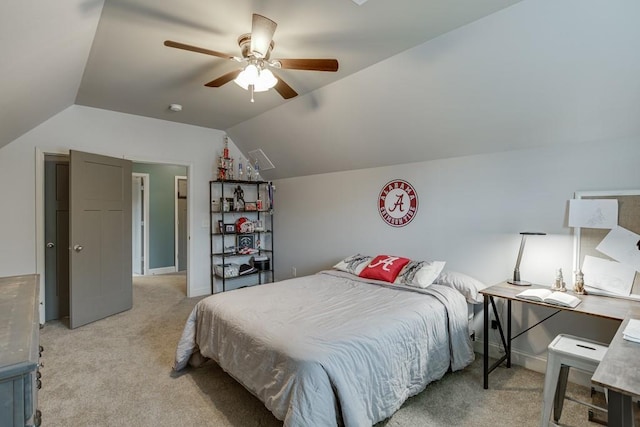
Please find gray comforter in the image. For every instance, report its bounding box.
[174,270,474,426]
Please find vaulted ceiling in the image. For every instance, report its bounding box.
[2,0,640,180]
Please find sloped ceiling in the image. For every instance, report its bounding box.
[0,0,520,150]
[232,0,640,180]
[2,0,640,181]
[0,0,104,148]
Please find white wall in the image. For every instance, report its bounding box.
[230,0,640,181]
[0,105,236,298]
[273,136,639,372]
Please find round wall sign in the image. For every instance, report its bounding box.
[378,179,418,227]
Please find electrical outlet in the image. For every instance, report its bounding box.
[491,320,499,330]
[291,267,297,277]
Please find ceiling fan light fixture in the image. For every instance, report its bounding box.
[254,68,278,91]
[234,64,277,94]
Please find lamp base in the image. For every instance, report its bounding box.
[508,280,532,286]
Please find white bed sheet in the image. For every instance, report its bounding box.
[174,270,474,426]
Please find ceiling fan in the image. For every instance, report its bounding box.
[164,14,339,102]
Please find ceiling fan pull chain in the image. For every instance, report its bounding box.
[249,84,255,103]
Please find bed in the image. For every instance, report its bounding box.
[174,263,483,426]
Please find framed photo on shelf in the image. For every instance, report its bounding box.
[245,202,257,211]
[225,224,236,234]
[237,234,255,250]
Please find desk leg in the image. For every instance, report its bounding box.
[507,300,511,368]
[483,294,489,389]
[607,390,633,427]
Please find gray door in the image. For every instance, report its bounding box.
[69,150,132,329]
[44,156,70,321]
[177,178,187,272]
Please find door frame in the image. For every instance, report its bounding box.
[174,175,187,271]
[132,173,150,276]
[36,148,194,321]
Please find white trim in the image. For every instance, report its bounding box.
[174,175,187,272]
[149,266,178,275]
[132,173,150,276]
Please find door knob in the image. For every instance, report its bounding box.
[46,242,55,248]
[73,244,83,252]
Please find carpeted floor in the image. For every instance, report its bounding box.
[40,273,607,426]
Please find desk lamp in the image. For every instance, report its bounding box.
[508,232,546,286]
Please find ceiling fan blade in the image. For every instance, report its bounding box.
[205,69,242,87]
[275,58,339,72]
[164,40,233,60]
[250,14,277,58]
[273,77,298,99]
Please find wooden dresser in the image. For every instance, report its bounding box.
[0,274,42,426]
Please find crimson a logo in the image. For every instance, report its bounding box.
[378,179,418,227]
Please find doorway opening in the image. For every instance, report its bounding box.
[40,151,190,325]
[132,173,150,276]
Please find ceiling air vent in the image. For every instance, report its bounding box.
[248,149,275,171]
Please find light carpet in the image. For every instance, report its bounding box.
[40,273,607,426]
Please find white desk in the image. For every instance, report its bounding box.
[592,316,640,427]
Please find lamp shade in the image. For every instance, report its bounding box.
[508,231,546,286]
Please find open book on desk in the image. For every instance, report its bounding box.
[516,288,581,308]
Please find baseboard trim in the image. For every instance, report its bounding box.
[474,340,594,388]
[148,266,177,275]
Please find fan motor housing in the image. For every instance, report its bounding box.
[238,33,274,60]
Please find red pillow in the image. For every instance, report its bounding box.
[359,255,411,283]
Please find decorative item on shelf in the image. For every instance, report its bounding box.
[224,245,236,254]
[236,217,255,233]
[267,182,275,210]
[224,224,236,234]
[574,270,586,294]
[552,268,567,292]
[218,220,224,233]
[226,197,235,211]
[238,159,244,180]
[254,219,264,231]
[245,202,257,211]
[256,199,263,211]
[215,263,239,278]
[237,234,256,251]
[234,185,245,211]
[211,199,221,212]
[246,162,253,181]
[227,158,235,180]
[250,255,270,271]
[507,232,547,286]
[238,263,258,276]
[254,158,261,181]
[216,136,234,180]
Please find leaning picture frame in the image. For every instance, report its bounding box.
[237,234,255,250]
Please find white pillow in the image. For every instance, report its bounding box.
[436,270,487,304]
[394,260,446,289]
[333,254,373,275]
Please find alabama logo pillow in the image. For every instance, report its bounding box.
[359,255,410,283]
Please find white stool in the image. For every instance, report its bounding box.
[540,334,609,427]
